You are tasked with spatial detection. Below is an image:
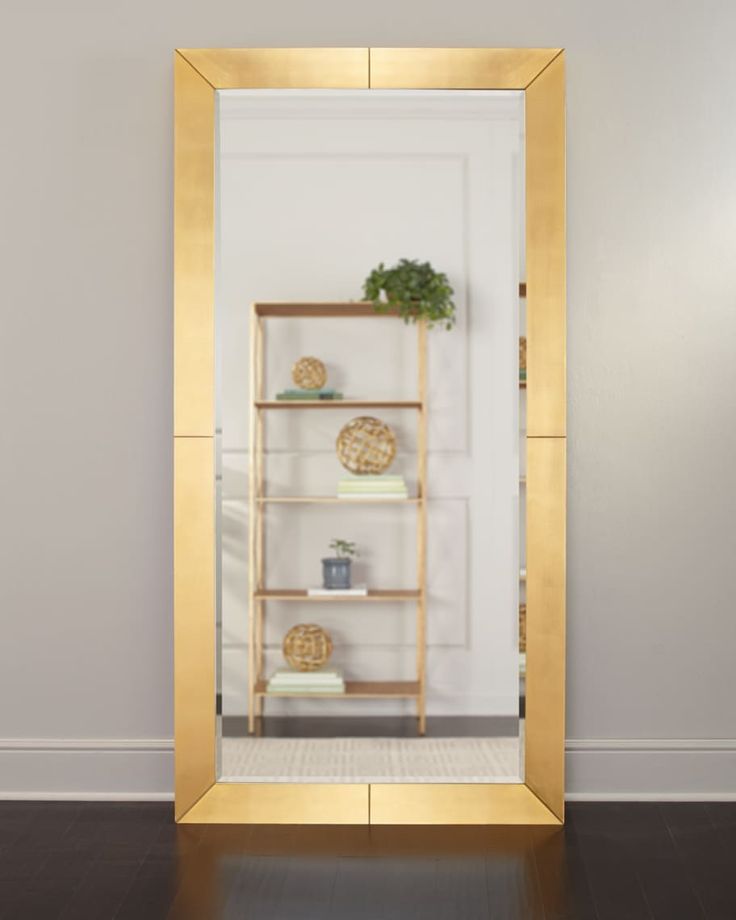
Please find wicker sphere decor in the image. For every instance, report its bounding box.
[291,356,327,390]
[283,623,333,672]
[336,416,397,475]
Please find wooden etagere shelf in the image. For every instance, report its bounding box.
[257,496,422,505]
[255,399,422,410]
[247,302,428,734]
[255,588,421,602]
[253,680,421,699]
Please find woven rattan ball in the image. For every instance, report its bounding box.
[336,416,396,475]
[283,624,333,672]
[292,356,327,390]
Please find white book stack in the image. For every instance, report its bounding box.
[337,474,409,500]
[307,584,368,597]
[266,668,345,694]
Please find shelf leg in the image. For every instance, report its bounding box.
[417,695,427,736]
[416,320,427,738]
[247,305,264,736]
[247,691,255,735]
[255,598,264,723]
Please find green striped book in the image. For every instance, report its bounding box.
[276,388,343,401]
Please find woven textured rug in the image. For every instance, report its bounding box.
[220,736,521,783]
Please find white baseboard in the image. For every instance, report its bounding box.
[0,738,173,752]
[0,738,174,800]
[566,792,736,801]
[566,738,736,801]
[2,736,735,802]
[0,791,174,801]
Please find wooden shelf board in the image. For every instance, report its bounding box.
[256,399,422,409]
[255,589,421,602]
[254,293,526,316]
[257,496,421,504]
[254,302,400,318]
[255,680,421,699]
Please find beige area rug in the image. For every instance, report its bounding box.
[220,736,522,783]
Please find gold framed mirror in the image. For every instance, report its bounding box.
[174,47,565,824]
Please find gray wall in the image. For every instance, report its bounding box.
[1,0,735,798]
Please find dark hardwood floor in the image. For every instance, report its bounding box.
[223,714,521,738]
[1,801,735,919]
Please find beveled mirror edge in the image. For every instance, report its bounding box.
[173,47,566,824]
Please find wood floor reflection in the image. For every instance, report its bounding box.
[1,802,733,918]
[222,715,521,738]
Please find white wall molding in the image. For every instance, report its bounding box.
[0,792,174,801]
[3,736,736,801]
[0,738,173,753]
[567,738,736,754]
[0,738,173,800]
[566,738,736,801]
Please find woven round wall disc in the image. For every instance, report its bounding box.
[283,624,333,672]
[292,356,327,390]
[336,416,396,475]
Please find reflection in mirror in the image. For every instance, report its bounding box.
[173,825,569,915]
[215,90,525,783]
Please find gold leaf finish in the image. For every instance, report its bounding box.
[174,437,216,819]
[173,47,566,825]
[179,782,370,824]
[174,54,215,437]
[525,437,566,820]
[370,784,561,825]
[177,48,369,90]
[526,53,566,436]
[369,47,561,89]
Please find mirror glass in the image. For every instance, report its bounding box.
[215,89,526,783]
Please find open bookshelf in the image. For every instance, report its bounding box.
[247,302,428,734]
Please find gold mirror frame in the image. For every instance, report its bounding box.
[174,47,565,825]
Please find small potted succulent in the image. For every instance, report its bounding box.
[322,539,357,589]
[362,258,456,330]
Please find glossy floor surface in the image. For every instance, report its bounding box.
[1,802,735,919]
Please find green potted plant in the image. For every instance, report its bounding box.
[322,539,357,589]
[362,258,456,329]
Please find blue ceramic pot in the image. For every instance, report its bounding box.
[322,557,352,589]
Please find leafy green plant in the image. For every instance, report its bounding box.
[362,258,456,330]
[329,539,357,559]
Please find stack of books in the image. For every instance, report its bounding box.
[266,669,345,694]
[276,388,343,401]
[307,584,368,597]
[337,474,409,500]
